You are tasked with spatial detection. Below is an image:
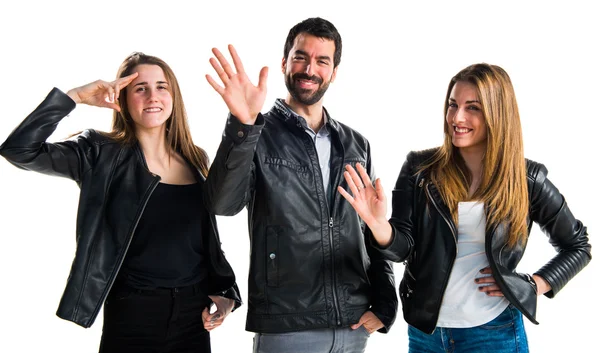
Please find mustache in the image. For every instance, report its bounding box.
[292,73,323,85]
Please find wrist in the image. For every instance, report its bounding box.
[369,221,393,247]
[66,89,81,104]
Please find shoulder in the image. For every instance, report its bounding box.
[406,147,439,169]
[525,158,549,195]
[329,118,370,146]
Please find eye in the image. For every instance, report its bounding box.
[157,85,168,90]
[468,105,481,111]
[448,102,457,108]
[293,56,306,61]
[318,60,329,65]
[135,86,146,92]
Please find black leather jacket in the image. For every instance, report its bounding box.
[375,148,591,334]
[0,88,242,328]
[204,100,398,333]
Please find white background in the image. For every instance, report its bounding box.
[0,1,597,352]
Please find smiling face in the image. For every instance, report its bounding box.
[126,64,173,132]
[446,80,488,155]
[282,33,338,106]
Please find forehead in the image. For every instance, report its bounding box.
[450,81,479,100]
[290,33,335,57]
[131,64,167,82]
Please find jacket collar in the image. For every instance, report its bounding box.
[272,98,340,132]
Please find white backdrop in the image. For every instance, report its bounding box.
[0,1,597,352]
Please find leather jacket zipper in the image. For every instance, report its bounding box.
[425,183,458,334]
[484,224,532,321]
[302,129,342,326]
[94,150,161,319]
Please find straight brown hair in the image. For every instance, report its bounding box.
[422,63,529,247]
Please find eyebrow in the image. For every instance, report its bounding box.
[133,81,169,87]
[294,50,331,61]
[449,97,481,104]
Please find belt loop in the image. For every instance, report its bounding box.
[172,287,179,298]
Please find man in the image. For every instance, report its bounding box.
[205,17,397,353]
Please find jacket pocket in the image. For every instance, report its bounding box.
[266,226,280,287]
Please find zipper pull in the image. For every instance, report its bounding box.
[329,217,333,228]
[418,178,424,188]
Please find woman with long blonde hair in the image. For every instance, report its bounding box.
[0,52,241,352]
[338,63,591,352]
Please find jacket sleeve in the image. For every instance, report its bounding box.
[0,88,94,183]
[215,283,243,312]
[530,163,592,298]
[363,142,398,333]
[203,113,264,216]
[369,152,417,263]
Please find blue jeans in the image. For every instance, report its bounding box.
[408,305,529,353]
[253,327,370,353]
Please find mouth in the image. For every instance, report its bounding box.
[453,125,473,134]
[143,107,163,113]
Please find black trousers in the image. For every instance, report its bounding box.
[99,282,212,353]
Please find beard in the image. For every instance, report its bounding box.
[285,72,331,106]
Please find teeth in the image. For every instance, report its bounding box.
[455,127,470,133]
[144,108,161,112]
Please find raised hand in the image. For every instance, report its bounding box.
[66,72,139,111]
[201,295,235,331]
[338,163,392,246]
[206,44,268,125]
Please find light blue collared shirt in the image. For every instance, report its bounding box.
[275,99,332,196]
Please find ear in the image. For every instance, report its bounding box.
[330,66,339,83]
[281,57,287,74]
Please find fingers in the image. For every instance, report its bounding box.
[114,72,139,100]
[228,44,246,75]
[343,171,361,197]
[257,66,269,91]
[374,178,386,202]
[479,267,492,274]
[355,163,373,191]
[211,47,236,81]
[206,74,224,95]
[338,185,355,204]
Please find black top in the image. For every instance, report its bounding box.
[118,182,208,289]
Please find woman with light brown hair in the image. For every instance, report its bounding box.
[338,63,591,352]
[0,52,241,353]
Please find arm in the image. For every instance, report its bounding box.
[204,114,264,215]
[530,163,592,298]
[0,88,89,182]
[0,74,138,182]
[345,146,398,333]
[338,152,417,263]
[204,44,268,216]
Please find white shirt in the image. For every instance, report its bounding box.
[436,201,509,328]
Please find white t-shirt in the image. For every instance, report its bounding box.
[436,201,509,328]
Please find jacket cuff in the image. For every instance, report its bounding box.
[224,113,264,145]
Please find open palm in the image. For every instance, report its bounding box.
[206,44,268,124]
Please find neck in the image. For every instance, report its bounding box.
[285,95,324,132]
[136,126,169,163]
[459,147,484,197]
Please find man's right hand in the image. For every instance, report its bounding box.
[206,44,268,125]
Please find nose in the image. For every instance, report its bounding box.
[146,87,159,102]
[304,61,315,76]
[453,107,467,125]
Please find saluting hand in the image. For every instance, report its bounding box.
[206,44,268,125]
[66,72,139,111]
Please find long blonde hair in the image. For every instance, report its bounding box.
[423,63,528,247]
[106,52,209,177]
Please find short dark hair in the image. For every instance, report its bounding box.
[283,17,342,67]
